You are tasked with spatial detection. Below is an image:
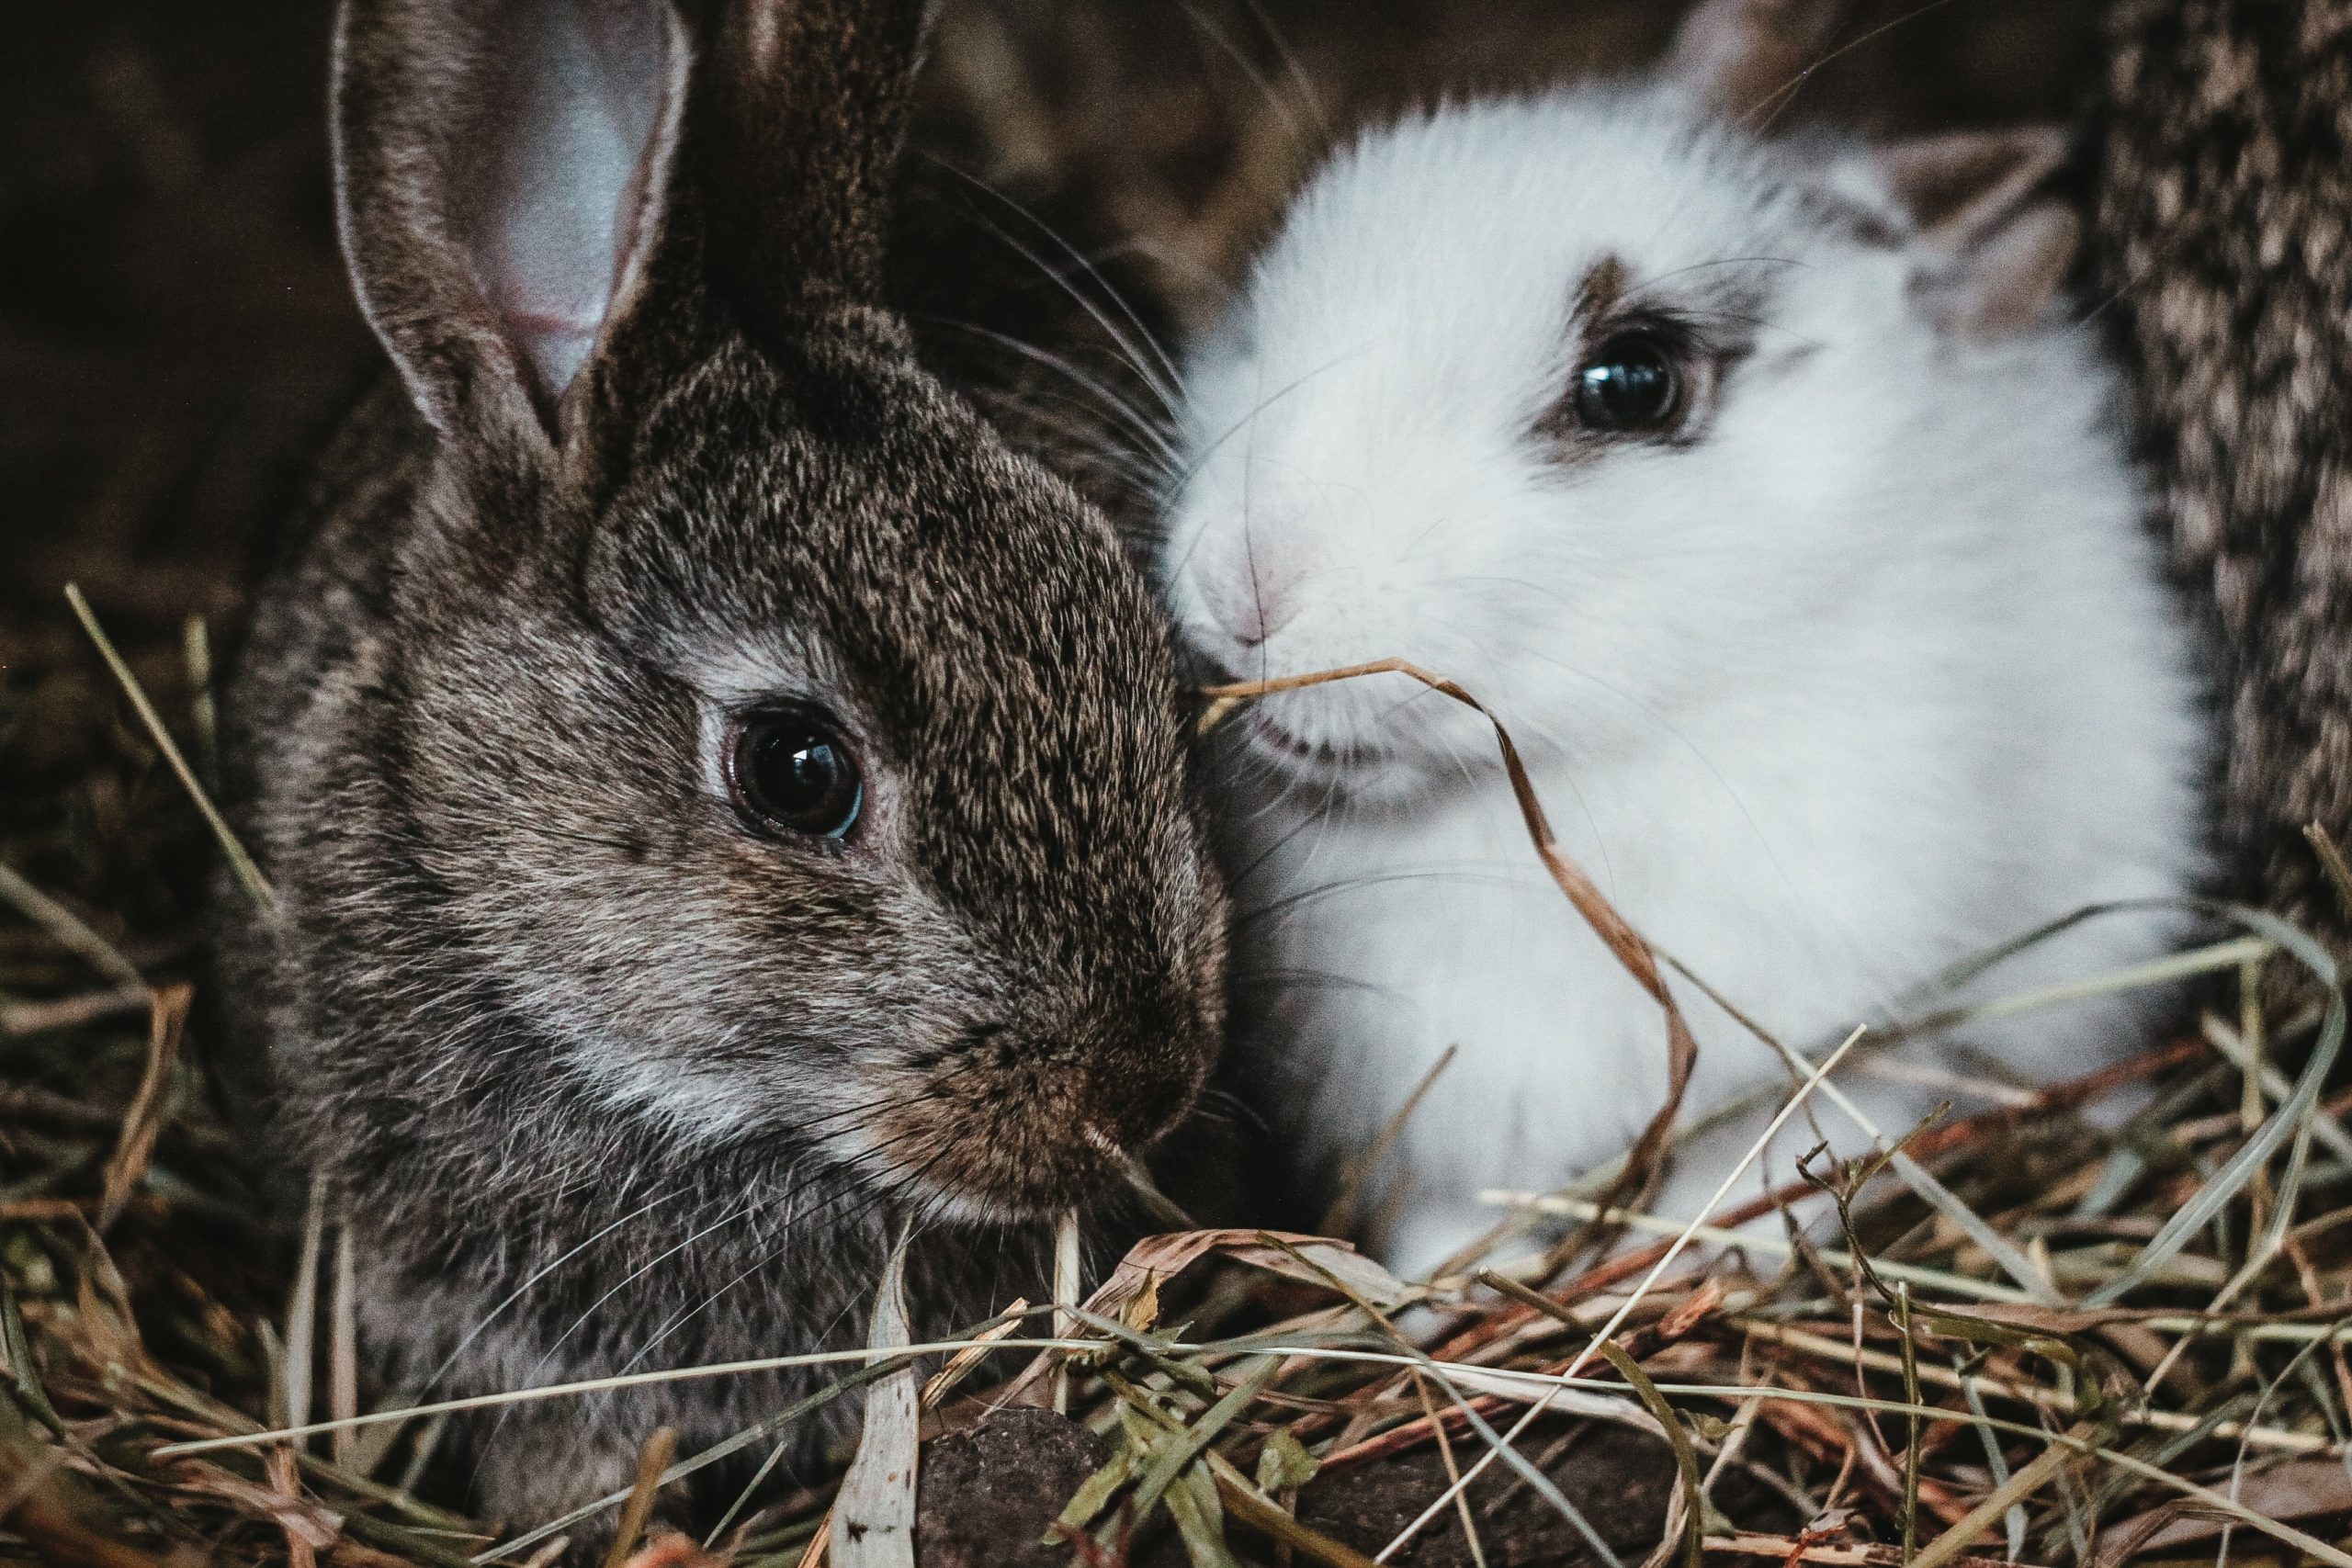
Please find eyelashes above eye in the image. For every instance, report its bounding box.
[1570,330,1688,434]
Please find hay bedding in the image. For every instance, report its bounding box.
[16,3,2352,1566]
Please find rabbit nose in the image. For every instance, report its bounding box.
[1209,561,1306,649]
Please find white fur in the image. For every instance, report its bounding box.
[1158,91,2208,1275]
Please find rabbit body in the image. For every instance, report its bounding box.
[216,0,1226,1537]
[1159,89,2207,1271]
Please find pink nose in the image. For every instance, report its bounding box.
[1210,565,1305,649]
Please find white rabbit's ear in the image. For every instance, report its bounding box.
[333,0,687,443]
[1874,129,2082,341]
[1662,0,1854,119]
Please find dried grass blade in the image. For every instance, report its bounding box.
[1593,1342,1702,1568]
[714,1303,1009,1554]
[2307,824,2352,916]
[64,583,274,908]
[1953,1359,2025,1562]
[1894,1286,1921,1561]
[1409,1372,1488,1568]
[1164,1461,1243,1568]
[163,1324,1060,1458]
[1049,1439,1142,1542]
[265,1443,314,1568]
[597,1427,676,1568]
[920,1297,1030,1409]
[97,982,188,1230]
[0,861,146,994]
[1413,1363,1628,1568]
[2105,1456,2352,1553]
[1653,949,2064,1303]
[1879,1149,2061,1306]
[282,1183,326,1440]
[0,985,151,1038]
[2086,907,2344,1304]
[1323,1044,1457,1238]
[1203,1454,1378,1568]
[1733,1319,2324,1455]
[1907,1424,2090,1568]
[2201,1010,2352,1166]
[330,1224,359,1468]
[1127,1358,1276,1524]
[1054,1211,1081,1416]
[0,1283,63,1436]
[1890,934,2272,1041]
[833,1240,919,1568]
[1482,1192,2040,1306]
[472,1341,966,1561]
[1705,1533,2032,1568]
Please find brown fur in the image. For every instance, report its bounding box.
[2094,1,2352,957]
[216,0,1226,1544]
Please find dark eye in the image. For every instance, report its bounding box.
[1573,333,1683,432]
[729,712,863,840]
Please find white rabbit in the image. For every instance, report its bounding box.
[1157,79,2208,1274]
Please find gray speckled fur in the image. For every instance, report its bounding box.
[2095,1,2352,964]
[215,0,1226,1541]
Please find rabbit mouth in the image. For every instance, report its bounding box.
[865,1108,1145,1222]
[1246,708,1384,779]
[859,1032,1210,1221]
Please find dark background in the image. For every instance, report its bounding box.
[1,0,2102,663]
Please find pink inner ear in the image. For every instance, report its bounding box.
[1875,129,2068,246]
[1663,0,1853,119]
[467,0,674,410]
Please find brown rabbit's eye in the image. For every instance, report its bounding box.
[729,713,863,840]
[1574,333,1683,432]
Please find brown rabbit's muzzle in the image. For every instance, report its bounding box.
[868,1006,1217,1218]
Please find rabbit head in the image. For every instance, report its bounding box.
[304,0,1227,1221]
[1158,85,2090,807]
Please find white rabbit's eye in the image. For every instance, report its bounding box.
[729,711,864,841]
[1574,333,1683,431]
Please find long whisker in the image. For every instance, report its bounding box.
[917,315,1181,468]
[1222,784,1337,889]
[609,1139,933,1377]
[420,1183,690,1393]
[1228,966,1415,1007]
[919,155,1188,414]
[1165,347,1369,580]
[1234,0,1329,139]
[519,1198,763,1387]
[1742,0,1962,138]
[1235,866,1532,929]
[1176,0,1322,161]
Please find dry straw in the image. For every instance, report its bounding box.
[8,616,2352,1567]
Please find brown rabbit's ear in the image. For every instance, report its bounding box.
[1663,0,1855,120]
[689,0,933,333]
[332,0,688,446]
[1875,129,2082,342]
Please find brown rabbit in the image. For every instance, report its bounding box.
[2095,0,2352,960]
[214,0,1226,1543]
